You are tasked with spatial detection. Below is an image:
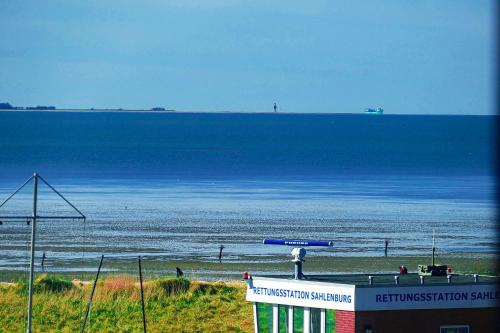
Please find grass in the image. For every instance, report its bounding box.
[34,273,75,292]
[0,275,253,333]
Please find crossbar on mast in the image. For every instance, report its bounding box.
[38,175,86,219]
[0,175,34,209]
[0,216,86,220]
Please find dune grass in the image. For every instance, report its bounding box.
[0,275,253,332]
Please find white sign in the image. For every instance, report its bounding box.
[246,277,356,311]
[246,277,499,311]
[355,284,499,311]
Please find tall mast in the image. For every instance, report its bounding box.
[27,173,38,333]
[0,173,85,333]
[432,229,435,266]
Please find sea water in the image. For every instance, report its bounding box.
[0,111,497,272]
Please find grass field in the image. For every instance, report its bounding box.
[0,275,253,333]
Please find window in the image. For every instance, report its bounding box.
[440,325,469,333]
[256,302,273,332]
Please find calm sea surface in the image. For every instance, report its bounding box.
[0,112,497,273]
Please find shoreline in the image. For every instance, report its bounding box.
[1,255,497,283]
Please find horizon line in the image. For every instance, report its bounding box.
[0,109,496,116]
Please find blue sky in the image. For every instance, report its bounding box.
[0,1,495,114]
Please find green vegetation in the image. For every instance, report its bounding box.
[34,274,75,292]
[0,275,253,332]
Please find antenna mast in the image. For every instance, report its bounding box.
[432,229,435,266]
[26,173,38,332]
[0,173,86,333]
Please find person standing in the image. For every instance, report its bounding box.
[273,102,277,112]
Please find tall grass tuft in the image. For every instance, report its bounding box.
[103,275,136,292]
[156,277,190,296]
[34,274,73,292]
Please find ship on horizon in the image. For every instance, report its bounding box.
[364,107,384,115]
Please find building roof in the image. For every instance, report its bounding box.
[259,273,499,287]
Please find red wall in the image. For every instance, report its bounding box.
[336,307,499,333]
[336,310,355,333]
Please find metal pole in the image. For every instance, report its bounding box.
[252,303,259,333]
[138,256,147,333]
[294,261,302,280]
[41,252,46,272]
[0,173,86,333]
[38,175,85,218]
[81,255,104,333]
[0,175,34,209]
[432,229,435,266]
[218,244,224,263]
[26,173,38,333]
